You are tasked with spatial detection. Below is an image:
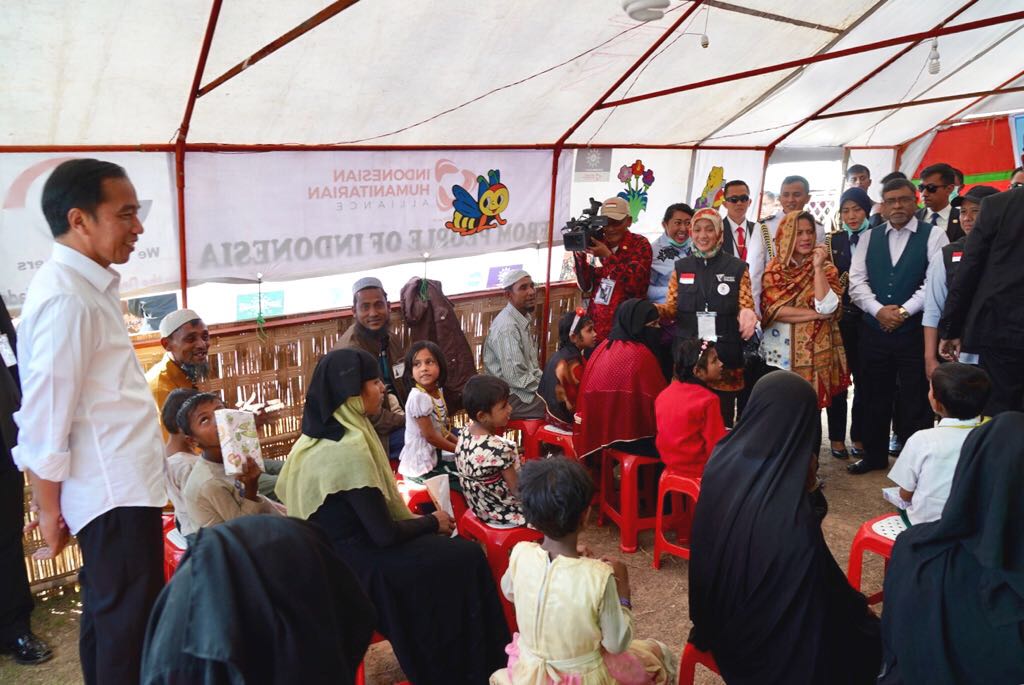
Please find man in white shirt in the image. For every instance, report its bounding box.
[483,270,545,419]
[915,162,963,242]
[14,159,166,685]
[746,175,825,317]
[847,177,949,474]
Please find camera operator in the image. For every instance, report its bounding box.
[572,197,653,342]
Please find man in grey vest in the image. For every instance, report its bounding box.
[847,178,949,474]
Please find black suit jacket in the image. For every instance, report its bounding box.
[939,189,1024,350]
[0,297,20,472]
[721,217,755,259]
[916,206,962,242]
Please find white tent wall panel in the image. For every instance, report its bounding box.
[0,2,209,145]
[962,76,1024,118]
[845,148,897,199]
[0,152,180,313]
[568,148,693,242]
[689,149,765,217]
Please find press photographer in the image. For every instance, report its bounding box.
[570,196,653,342]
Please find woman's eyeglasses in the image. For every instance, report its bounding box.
[725,194,750,203]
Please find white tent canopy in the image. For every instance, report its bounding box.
[3,0,1022,148]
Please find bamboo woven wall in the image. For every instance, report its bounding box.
[24,283,579,590]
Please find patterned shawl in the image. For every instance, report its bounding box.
[761,211,849,408]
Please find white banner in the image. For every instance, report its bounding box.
[185,150,571,285]
[0,152,180,314]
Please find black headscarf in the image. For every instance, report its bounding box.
[880,413,1024,685]
[606,298,660,353]
[141,515,376,685]
[689,371,879,684]
[302,348,381,440]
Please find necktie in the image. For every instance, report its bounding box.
[930,212,940,227]
[735,224,747,260]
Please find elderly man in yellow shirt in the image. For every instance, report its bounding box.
[145,309,209,439]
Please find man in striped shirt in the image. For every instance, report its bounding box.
[483,269,546,419]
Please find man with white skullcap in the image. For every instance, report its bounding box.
[482,269,546,419]
[145,308,209,438]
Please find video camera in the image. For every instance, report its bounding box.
[561,197,609,252]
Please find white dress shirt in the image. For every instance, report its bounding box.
[924,204,951,232]
[923,256,979,364]
[13,243,165,534]
[748,213,826,318]
[887,417,983,524]
[848,217,949,318]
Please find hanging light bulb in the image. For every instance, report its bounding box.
[927,38,940,75]
[622,0,670,22]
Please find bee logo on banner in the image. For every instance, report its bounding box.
[444,169,509,236]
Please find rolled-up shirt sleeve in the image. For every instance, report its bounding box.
[13,295,95,481]
[814,288,840,315]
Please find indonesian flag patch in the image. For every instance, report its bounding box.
[952,251,963,263]
[679,273,696,285]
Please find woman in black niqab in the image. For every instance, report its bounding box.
[141,516,376,685]
[606,298,661,355]
[688,371,880,684]
[879,412,1024,685]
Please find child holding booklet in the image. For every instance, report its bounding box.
[398,341,461,488]
[492,457,676,685]
[455,375,524,527]
[887,363,990,525]
[179,393,282,530]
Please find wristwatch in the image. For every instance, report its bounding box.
[897,306,910,320]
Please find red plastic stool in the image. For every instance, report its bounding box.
[396,479,468,521]
[162,513,187,582]
[597,448,661,553]
[505,418,545,458]
[846,513,907,605]
[522,423,576,460]
[355,631,410,685]
[679,642,720,684]
[652,472,700,569]
[458,509,543,632]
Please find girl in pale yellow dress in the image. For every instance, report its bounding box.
[490,457,676,685]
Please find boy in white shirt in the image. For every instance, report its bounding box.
[161,388,200,536]
[888,363,991,524]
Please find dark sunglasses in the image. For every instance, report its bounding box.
[724,194,750,203]
[918,183,949,193]
[1011,182,1023,189]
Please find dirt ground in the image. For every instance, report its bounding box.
[1,416,894,685]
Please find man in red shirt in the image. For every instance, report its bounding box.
[573,197,653,341]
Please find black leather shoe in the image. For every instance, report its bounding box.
[1,633,53,665]
[847,459,884,475]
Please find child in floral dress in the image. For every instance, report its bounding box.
[455,375,525,527]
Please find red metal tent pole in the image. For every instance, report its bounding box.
[0,144,175,153]
[767,0,980,148]
[197,0,360,98]
[555,0,707,146]
[539,146,563,366]
[755,146,774,219]
[599,10,1024,110]
[175,0,224,308]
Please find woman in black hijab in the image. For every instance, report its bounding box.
[879,412,1024,684]
[141,516,376,684]
[688,371,880,684]
[275,348,510,685]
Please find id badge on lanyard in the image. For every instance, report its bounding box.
[696,311,717,341]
